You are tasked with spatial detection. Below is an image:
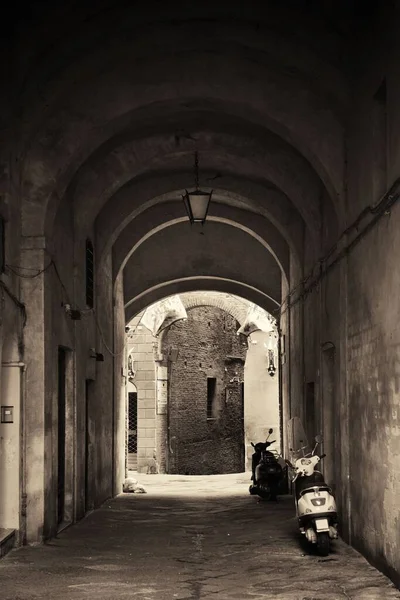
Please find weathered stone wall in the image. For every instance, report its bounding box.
[340,15,400,581]
[12,191,120,542]
[162,306,246,475]
[286,8,400,586]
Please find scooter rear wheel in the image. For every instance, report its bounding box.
[316,532,330,556]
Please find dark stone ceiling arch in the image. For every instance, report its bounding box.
[18,49,345,237]
[123,220,282,320]
[71,123,337,273]
[15,7,349,121]
[95,174,304,268]
[112,203,290,284]
[72,118,330,234]
[96,176,304,265]
[125,278,281,325]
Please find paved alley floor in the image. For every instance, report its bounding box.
[0,473,399,600]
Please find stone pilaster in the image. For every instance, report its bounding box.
[19,236,47,543]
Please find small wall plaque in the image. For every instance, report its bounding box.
[1,406,14,423]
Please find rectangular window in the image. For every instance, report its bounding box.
[85,239,94,308]
[207,377,216,419]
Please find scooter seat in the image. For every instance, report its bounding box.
[299,485,332,497]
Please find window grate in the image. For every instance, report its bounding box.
[128,392,138,454]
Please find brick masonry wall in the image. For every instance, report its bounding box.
[162,306,247,475]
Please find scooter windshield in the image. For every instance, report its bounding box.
[287,417,312,461]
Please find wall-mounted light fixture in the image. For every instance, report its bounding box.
[183,151,212,225]
[89,348,104,362]
[64,303,81,320]
[267,349,277,377]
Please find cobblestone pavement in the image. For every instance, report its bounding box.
[0,473,399,600]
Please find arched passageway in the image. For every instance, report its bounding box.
[126,292,280,476]
[0,0,399,590]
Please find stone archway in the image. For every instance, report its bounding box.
[180,292,247,326]
[126,291,279,474]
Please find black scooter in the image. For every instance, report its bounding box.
[249,428,283,500]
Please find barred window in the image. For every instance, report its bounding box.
[207,377,216,419]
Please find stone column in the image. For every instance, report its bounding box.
[155,362,168,473]
[19,236,47,544]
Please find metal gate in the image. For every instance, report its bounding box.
[127,391,138,471]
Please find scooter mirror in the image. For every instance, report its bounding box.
[315,434,323,443]
[268,428,273,434]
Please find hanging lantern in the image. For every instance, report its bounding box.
[183,151,212,225]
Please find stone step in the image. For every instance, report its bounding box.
[128,454,138,470]
[0,528,16,559]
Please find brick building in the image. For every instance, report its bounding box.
[126,292,279,475]
[161,306,247,475]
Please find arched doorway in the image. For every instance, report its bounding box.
[125,292,280,475]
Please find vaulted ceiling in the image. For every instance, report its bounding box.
[1,0,377,319]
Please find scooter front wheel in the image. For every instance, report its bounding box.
[316,532,330,556]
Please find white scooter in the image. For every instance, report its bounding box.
[286,417,338,556]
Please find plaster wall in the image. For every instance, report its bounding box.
[244,330,280,470]
[126,317,157,473]
[0,365,21,531]
[0,291,25,540]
